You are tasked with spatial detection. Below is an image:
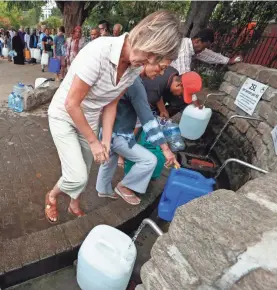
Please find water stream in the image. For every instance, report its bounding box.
[128,223,146,249]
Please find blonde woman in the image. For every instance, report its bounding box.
[46,11,183,223]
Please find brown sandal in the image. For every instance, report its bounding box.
[45,192,59,224]
[68,206,86,218]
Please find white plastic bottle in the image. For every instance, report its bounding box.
[77,225,137,290]
[179,104,212,140]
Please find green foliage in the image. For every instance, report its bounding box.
[51,7,62,18]
[41,16,63,29]
[0,1,23,29]
[84,1,189,32]
[194,1,277,89]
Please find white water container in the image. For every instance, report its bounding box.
[77,225,137,290]
[30,48,35,58]
[41,52,49,65]
[180,104,212,140]
[2,47,9,57]
[33,49,41,62]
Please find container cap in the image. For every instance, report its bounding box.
[182,72,202,104]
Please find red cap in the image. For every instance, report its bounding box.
[182,72,202,104]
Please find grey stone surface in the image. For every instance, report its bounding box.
[234,118,250,134]
[262,86,277,101]
[23,82,59,111]
[268,73,277,88]
[257,68,277,84]
[140,181,277,290]
[237,63,264,79]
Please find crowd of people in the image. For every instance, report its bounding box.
[0,12,242,223]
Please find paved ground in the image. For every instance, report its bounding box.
[0,104,125,242]
[0,58,52,101]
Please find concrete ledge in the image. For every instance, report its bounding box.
[0,175,166,289]
[23,82,59,111]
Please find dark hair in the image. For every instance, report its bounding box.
[193,28,214,43]
[98,20,110,31]
[59,26,65,33]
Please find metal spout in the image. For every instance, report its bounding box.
[215,158,268,179]
[142,218,164,236]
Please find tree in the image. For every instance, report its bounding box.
[56,1,99,35]
[183,1,218,37]
[41,15,62,29]
[51,7,62,17]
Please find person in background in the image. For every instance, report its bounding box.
[90,27,100,40]
[50,28,56,51]
[113,24,123,37]
[24,28,30,50]
[41,28,53,72]
[96,62,180,205]
[0,32,4,59]
[29,28,38,49]
[38,25,46,51]
[18,26,25,45]
[45,10,183,223]
[66,26,85,69]
[12,31,24,65]
[98,20,110,36]
[4,31,12,61]
[53,26,66,81]
[168,28,243,115]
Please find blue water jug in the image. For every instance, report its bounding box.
[13,94,24,112]
[162,120,185,152]
[48,57,60,73]
[158,168,216,221]
[8,92,16,110]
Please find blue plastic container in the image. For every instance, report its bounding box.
[48,57,60,73]
[13,94,24,112]
[8,92,16,110]
[158,168,216,221]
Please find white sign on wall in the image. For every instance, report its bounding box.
[235,78,268,115]
[271,126,277,156]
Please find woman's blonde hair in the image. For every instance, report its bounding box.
[129,10,183,61]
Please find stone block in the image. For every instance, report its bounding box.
[151,234,200,289]
[257,101,272,120]
[256,143,268,159]
[230,86,239,99]
[237,64,264,79]
[234,118,250,134]
[262,132,273,145]
[267,110,277,127]
[59,220,83,249]
[223,71,233,82]
[219,82,237,96]
[228,63,244,73]
[262,87,277,101]
[271,96,277,109]
[246,127,258,142]
[218,105,230,117]
[224,97,237,111]
[268,73,277,89]
[23,82,59,111]
[257,122,272,136]
[257,68,277,84]
[252,135,264,153]
[2,238,23,272]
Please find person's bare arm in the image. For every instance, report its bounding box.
[156,98,169,119]
[101,89,127,153]
[65,75,108,162]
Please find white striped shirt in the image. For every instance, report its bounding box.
[171,38,230,75]
[48,33,142,131]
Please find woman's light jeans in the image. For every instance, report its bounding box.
[96,136,157,195]
[49,117,93,199]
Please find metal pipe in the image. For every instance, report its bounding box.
[142,218,164,236]
[215,158,268,179]
[206,115,261,158]
[202,92,226,107]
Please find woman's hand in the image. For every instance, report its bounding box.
[90,140,109,164]
[162,147,180,168]
[160,110,169,120]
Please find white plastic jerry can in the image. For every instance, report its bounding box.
[77,225,137,290]
[179,104,212,140]
[2,47,9,57]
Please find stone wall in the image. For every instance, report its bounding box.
[137,173,277,290]
[202,63,277,189]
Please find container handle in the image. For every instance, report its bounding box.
[97,239,118,256]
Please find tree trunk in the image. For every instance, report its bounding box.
[183,1,218,37]
[56,1,98,36]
